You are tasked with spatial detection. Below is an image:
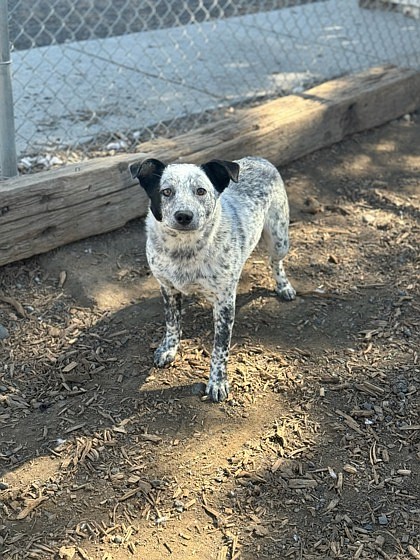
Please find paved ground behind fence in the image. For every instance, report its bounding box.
[11,0,420,155]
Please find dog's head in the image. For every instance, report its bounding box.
[129,158,239,231]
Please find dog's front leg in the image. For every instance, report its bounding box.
[206,293,236,402]
[154,285,182,367]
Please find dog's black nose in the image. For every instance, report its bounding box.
[174,210,193,225]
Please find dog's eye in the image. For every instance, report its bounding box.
[196,187,207,196]
[161,188,172,197]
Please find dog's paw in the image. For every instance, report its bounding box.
[276,283,296,301]
[205,378,230,402]
[154,344,178,367]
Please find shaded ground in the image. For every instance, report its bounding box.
[0,113,419,560]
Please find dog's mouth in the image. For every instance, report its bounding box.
[164,222,200,233]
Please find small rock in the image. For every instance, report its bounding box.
[106,140,128,151]
[375,535,385,547]
[112,535,123,544]
[402,326,412,337]
[361,402,374,410]
[0,481,9,490]
[393,379,409,394]
[58,546,76,559]
[362,213,375,224]
[401,534,410,544]
[0,325,9,340]
[378,514,388,526]
[174,499,184,513]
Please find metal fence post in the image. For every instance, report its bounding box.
[0,0,18,180]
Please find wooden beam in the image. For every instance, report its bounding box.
[1,65,420,267]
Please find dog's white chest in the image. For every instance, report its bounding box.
[152,258,220,302]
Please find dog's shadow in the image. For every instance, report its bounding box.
[236,285,278,307]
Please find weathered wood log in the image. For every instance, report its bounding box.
[0,157,149,266]
[1,65,419,266]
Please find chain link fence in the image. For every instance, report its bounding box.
[1,0,420,179]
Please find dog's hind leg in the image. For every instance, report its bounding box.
[154,286,182,367]
[262,196,296,301]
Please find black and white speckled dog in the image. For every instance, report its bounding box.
[129,156,296,402]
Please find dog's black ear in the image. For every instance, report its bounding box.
[201,159,240,194]
[129,158,166,221]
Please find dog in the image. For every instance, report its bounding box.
[129,156,296,402]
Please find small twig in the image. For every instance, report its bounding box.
[15,496,48,520]
[0,294,27,317]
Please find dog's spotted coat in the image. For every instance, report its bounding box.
[129,156,296,402]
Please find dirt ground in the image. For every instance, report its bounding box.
[0,113,419,560]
